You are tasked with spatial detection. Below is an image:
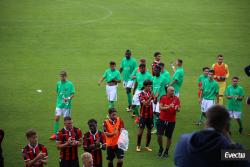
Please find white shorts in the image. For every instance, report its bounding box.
[132,90,141,105]
[152,101,160,113]
[106,85,117,101]
[123,80,134,88]
[201,99,215,113]
[228,111,241,119]
[55,108,71,117]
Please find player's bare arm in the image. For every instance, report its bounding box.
[56,141,69,149]
[26,152,46,167]
[215,94,219,104]
[40,155,48,165]
[133,82,138,95]
[169,79,177,86]
[159,103,171,111]
[98,77,105,86]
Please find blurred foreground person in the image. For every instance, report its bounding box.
[174,105,250,167]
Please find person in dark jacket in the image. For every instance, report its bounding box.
[174,105,250,167]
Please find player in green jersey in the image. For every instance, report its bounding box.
[195,67,210,125]
[225,76,245,133]
[151,65,169,134]
[170,59,184,97]
[199,70,219,115]
[159,63,171,84]
[50,71,75,140]
[98,61,121,109]
[119,50,138,112]
[131,63,152,119]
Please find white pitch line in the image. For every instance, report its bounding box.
[0,6,113,29]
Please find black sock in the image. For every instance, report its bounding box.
[137,134,142,146]
[108,162,114,167]
[117,162,123,167]
[165,148,169,154]
[146,132,151,147]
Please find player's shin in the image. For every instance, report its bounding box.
[126,92,132,107]
[53,121,59,134]
[146,131,151,147]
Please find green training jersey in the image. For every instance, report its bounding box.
[102,69,121,83]
[201,79,219,100]
[225,85,244,112]
[120,57,138,81]
[198,74,208,85]
[161,69,171,85]
[130,68,139,81]
[153,74,168,101]
[172,67,184,94]
[135,71,152,91]
[56,80,75,109]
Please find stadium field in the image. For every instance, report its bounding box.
[0,0,250,166]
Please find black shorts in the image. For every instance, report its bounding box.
[139,118,154,129]
[59,159,79,167]
[157,120,175,138]
[107,145,124,161]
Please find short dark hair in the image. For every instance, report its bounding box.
[139,58,146,64]
[159,62,165,67]
[88,119,97,125]
[125,49,131,56]
[26,129,37,138]
[154,51,161,57]
[108,108,117,115]
[232,76,239,80]
[143,79,152,87]
[64,116,72,121]
[139,63,146,68]
[202,67,210,71]
[217,54,223,58]
[177,59,183,64]
[206,105,230,132]
[60,71,67,76]
[110,61,116,66]
[209,69,215,74]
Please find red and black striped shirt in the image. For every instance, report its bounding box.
[22,144,48,167]
[56,127,82,161]
[83,130,106,167]
[139,90,153,119]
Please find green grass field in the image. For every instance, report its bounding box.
[0,0,250,166]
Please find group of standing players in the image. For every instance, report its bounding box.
[98,50,184,160]
[21,50,246,167]
[196,54,245,135]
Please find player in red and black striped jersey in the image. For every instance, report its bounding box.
[136,80,154,152]
[22,129,48,167]
[151,52,161,76]
[83,119,106,167]
[56,116,82,167]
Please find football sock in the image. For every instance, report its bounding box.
[127,92,132,106]
[108,162,114,167]
[133,106,139,117]
[146,132,151,147]
[109,101,114,109]
[137,133,142,146]
[239,119,243,129]
[53,121,59,134]
[117,162,123,167]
